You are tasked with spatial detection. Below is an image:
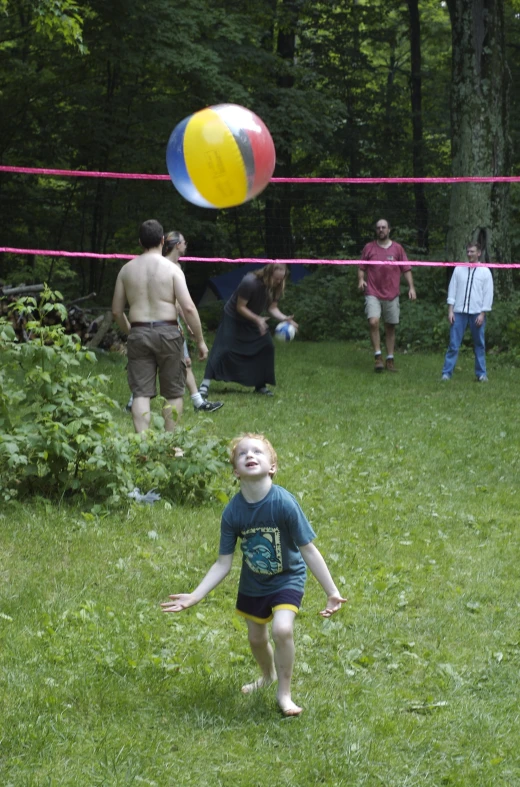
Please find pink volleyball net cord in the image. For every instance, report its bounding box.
[1,164,520,268]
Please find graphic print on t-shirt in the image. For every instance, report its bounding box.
[241,527,282,575]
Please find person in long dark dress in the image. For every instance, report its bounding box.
[199,263,297,397]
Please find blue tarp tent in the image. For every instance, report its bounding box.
[198,263,311,306]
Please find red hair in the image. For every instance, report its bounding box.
[229,433,278,475]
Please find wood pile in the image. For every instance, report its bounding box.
[0,284,127,353]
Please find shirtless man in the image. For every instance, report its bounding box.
[112,219,208,432]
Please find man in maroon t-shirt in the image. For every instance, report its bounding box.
[358,219,416,372]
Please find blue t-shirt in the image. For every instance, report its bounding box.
[219,484,316,596]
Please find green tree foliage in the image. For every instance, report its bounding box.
[0,0,519,309]
[0,0,86,50]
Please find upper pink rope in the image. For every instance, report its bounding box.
[1,165,520,183]
[2,165,519,265]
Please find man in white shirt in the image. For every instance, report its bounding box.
[441,243,494,382]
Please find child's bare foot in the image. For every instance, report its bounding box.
[241,675,276,694]
[277,696,303,717]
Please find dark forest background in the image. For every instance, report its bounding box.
[1,0,519,332]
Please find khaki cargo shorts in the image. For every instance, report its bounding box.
[365,295,400,324]
[127,325,186,399]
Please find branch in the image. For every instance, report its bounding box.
[67,291,97,307]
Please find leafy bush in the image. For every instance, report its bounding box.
[485,291,520,358]
[282,267,446,348]
[198,298,224,332]
[0,288,229,506]
[282,265,520,357]
[82,427,231,509]
[398,299,448,351]
[282,267,367,341]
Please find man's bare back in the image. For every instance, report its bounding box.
[112,239,206,350]
[119,251,181,323]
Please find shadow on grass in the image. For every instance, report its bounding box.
[161,670,281,727]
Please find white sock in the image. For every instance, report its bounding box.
[374,351,382,357]
[386,355,394,360]
[191,392,204,407]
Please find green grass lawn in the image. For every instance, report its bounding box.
[1,341,520,786]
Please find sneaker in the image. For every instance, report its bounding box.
[477,375,489,382]
[385,357,397,372]
[441,375,450,381]
[254,387,274,396]
[125,394,134,411]
[374,355,384,373]
[194,399,224,412]
[198,385,209,398]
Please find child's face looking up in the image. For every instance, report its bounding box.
[233,438,277,479]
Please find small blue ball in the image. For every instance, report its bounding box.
[274,321,296,342]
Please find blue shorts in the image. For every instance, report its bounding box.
[236,589,303,624]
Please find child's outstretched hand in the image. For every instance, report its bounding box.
[319,593,348,618]
[161,594,197,613]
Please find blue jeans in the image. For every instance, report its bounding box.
[442,313,487,378]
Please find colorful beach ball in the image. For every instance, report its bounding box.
[166,104,276,209]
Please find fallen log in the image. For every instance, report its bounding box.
[0,283,45,296]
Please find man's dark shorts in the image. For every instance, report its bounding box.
[127,325,186,399]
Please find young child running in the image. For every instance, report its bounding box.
[161,433,347,716]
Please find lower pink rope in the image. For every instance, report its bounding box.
[1,248,519,268]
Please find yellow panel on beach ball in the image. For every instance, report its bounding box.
[183,107,248,208]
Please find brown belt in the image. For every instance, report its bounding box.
[130,320,178,327]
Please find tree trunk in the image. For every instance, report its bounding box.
[446,0,512,293]
[407,0,429,251]
[265,0,298,260]
[346,3,361,249]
